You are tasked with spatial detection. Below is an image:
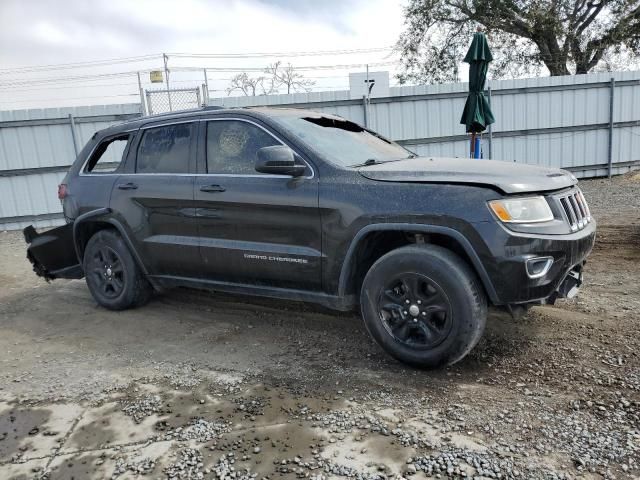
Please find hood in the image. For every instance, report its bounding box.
[357,157,577,194]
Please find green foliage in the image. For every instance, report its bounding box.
[397,0,640,83]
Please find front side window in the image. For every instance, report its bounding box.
[137,123,193,174]
[84,135,130,173]
[207,120,280,174]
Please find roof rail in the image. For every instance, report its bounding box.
[143,105,226,120]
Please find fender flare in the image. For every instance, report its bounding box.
[72,208,149,275]
[337,223,499,304]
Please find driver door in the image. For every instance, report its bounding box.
[194,118,321,291]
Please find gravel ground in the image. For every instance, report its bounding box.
[580,173,640,225]
[0,174,639,480]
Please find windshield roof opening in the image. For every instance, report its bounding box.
[271,114,411,168]
[302,116,364,133]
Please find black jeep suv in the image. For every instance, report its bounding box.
[24,106,595,368]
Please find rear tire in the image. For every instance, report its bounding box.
[360,244,487,368]
[83,229,152,310]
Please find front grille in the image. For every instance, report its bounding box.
[557,189,592,231]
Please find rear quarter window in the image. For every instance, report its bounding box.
[84,135,130,173]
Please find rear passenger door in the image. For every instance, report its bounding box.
[109,120,200,277]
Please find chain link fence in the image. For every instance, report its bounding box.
[145,88,202,114]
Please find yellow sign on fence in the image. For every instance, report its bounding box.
[150,71,164,83]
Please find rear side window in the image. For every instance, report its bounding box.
[84,135,130,173]
[137,123,193,174]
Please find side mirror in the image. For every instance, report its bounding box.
[256,145,306,177]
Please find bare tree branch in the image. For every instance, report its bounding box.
[228,63,316,96]
[265,62,316,94]
[226,73,265,96]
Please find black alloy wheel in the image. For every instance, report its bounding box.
[377,273,453,350]
[83,229,152,310]
[360,244,487,368]
[87,245,126,299]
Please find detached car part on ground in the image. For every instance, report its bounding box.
[24,107,595,368]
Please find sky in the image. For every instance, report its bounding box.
[0,0,408,110]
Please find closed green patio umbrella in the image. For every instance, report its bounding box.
[460,28,495,158]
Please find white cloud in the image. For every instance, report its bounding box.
[30,21,70,46]
[0,0,407,109]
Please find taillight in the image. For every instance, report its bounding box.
[57,184,68,200]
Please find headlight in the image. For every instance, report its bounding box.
[488,196,554,223]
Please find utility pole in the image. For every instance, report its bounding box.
[137,71,147,116]
[163,53,172,111]
[203,68,210,105]
[363,64,370,127]
[362,64,375,128]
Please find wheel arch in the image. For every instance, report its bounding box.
[337,224,499,305]
[72,208,149,276]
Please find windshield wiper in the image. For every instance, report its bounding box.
[349,155,417,168]
[348,158,384,168]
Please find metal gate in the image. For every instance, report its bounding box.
[145,87,202,114]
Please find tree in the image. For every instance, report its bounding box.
[265,62,316,94]
[226,73,266,96]
[397,0,640,83]
[227,63,315,96]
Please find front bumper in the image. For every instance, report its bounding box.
[475,220,596,305]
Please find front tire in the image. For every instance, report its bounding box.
[360,244,487,368]
[83,229,152,310]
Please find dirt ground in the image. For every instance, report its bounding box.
[1,175,639,480]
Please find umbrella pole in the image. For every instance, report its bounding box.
[470,132,476,158]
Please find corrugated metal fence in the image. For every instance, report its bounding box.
[212,70,640,178]
[0,104,141,230]
[1,71,639,230]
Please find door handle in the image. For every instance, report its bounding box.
[200,184,226,193]
[117,182,138,190]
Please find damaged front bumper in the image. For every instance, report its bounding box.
[546,263,584,304]
[23,223,83,280]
